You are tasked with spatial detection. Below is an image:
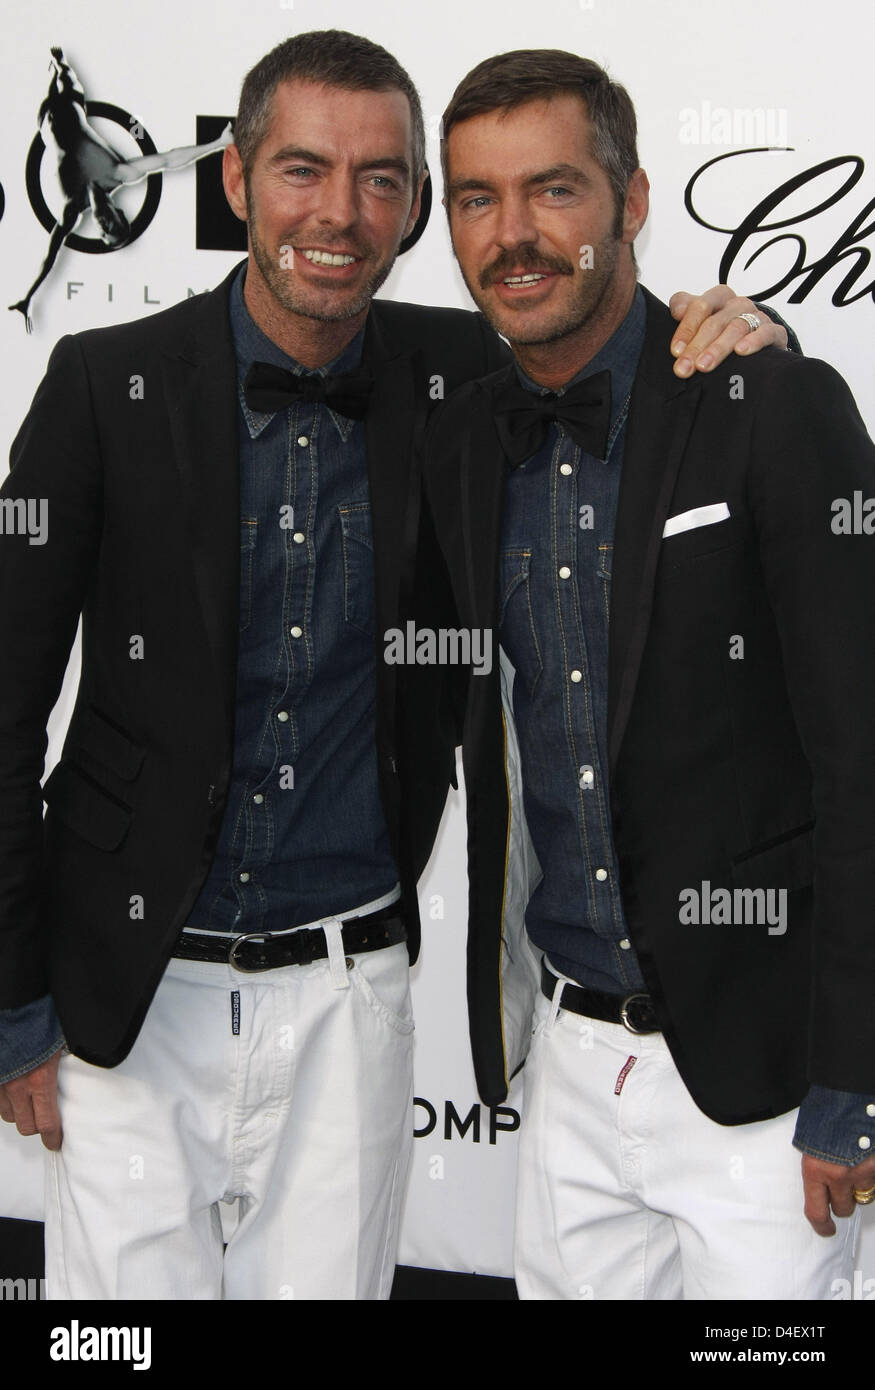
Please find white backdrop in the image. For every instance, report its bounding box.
[1,0,873,1287]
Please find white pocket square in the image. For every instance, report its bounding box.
[662,502,730,539]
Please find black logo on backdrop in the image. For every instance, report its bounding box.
[25,101,163,251]
[10,47,232,332]
[685,148,874,307]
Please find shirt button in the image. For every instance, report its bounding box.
[560,463,573,476]
[277,711,289,722]
[570,669,582,683]
[859,1136,872,1150]
[253,794,264,804]
[619,938,631,950]
[595,868,608,881]
[297,435,309,447]
[239,872,250,883]
[293,532,305,544]
[867,1104,875,1117]
[579,765,594,787]
[290,625,303,638]
[559,565,571,579]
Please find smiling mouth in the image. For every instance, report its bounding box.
[298,248,360,267]
[502,272,552,285]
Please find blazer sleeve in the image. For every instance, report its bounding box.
[754,302,802,355]
[0,334,103,1007]
[748,355,875,1092]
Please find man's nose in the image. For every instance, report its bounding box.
[493,196,539,253]
[316,173,359,231]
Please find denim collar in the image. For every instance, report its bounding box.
[513,284,647,460]
[229,261,365,443]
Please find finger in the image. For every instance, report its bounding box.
[850,1156,875,1186]
[30,1080,62,1152]
[803,1170,837,1237]
[669,294,714,358]
[670,285,736,351]
[0,1086,14,1124]
[673,312,747,376]
[735,318,788,353]
[5,1084,39,1139]
[690,316,763,372]
[668,290,693,324]
[828,1177,858,1221]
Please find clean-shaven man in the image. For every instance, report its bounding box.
[424,48,875,1299]
[0,30,789,1300]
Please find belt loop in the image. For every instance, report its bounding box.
[544,971,564,1037]
[324,918,349,991]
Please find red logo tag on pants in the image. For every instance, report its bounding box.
[614,1055,637,1095]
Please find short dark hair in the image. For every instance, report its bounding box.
[234,29,425,184]
[440,49,638,233]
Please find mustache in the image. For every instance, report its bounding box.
[480,246,575,288]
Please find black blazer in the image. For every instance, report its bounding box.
[424,286,875,1121]
[0,259,507,1068]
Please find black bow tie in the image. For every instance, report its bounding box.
[243,361,374,420]
[492,368,612,468]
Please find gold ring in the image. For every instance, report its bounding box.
[853,1184,875,1205]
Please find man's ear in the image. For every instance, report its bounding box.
[622,167,650,245]
[404,171,428,238]
[222,143,248,223]
[399,167,433,255]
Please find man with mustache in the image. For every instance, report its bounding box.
[0,30,790,1299]
[424,48,875,1298]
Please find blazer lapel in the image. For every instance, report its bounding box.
[462,373,513,632]
[362,303,421,642]
[607,289,702,773]
[161,262,243,741]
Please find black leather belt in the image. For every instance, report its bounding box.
[173,907,406,973]
[541,960,661,1035]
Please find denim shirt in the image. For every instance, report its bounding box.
[185,263,397,933]
[498,285,873,1166]
[501,287,647,994]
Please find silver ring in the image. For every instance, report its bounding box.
[735,312,762,333]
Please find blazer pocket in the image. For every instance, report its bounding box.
[660,514,746,569]
[498,549,543,696]
[662,502,730,538]
[730,823,814,892]
[64,706,145,783]
[42,760,133,851]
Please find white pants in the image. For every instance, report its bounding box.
[44,928,414,1300]
[515,984,860,1300]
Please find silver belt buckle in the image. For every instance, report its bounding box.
[620,992,656,1034]
[229,932,272,973]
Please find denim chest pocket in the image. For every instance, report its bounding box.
[239,518,258,633]
[597,543,612,624]
[339,501,376,637]
[499,548,543,695]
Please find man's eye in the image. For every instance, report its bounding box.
[545,186,572,198]
[462,196,492,210]
[369,175,397,189]
[286,167,316,178]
